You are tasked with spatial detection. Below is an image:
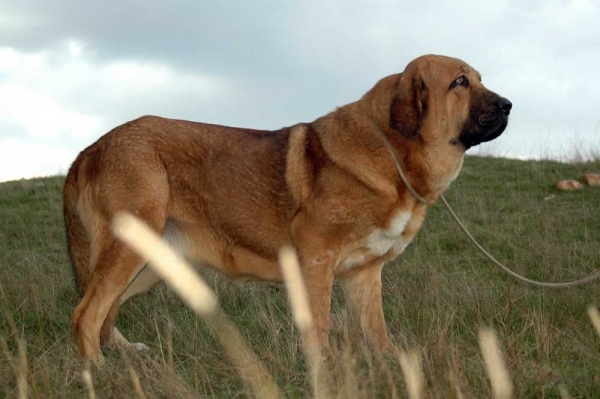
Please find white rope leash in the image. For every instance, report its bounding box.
[370,120,429,205]
[371,119,600,288]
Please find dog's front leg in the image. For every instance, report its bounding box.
[342,263,397,354]
[290,211,338,357]
[300,253,335,357]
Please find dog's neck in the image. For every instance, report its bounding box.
[363,73,466,200]
[312,75,464,203]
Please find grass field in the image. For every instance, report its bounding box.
[1,155,599,398]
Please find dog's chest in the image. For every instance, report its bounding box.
[341,211,413,271]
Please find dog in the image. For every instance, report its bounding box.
[64,54,511,364]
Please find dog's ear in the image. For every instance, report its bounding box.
[389,74,429,140]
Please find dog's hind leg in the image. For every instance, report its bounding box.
[106,220,185,351]
[71,182,169,364]
[107,265,162,351]
[71,226,165,364]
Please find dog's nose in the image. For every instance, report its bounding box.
[497,97,512,116]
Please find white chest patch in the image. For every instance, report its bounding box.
[342,211,413,270]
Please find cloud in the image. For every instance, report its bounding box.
[1,0,599,182]
[0,137,77,181]
[0,41,227,145]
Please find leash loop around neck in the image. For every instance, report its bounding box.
[369,120,430,205]
[370,119,600,288]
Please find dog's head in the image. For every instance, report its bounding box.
[389,54,511,150]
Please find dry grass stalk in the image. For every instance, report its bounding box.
[278,246,313,332]
[449,346,465,399]
[128,366,147,399]
[587,306,600,338]
[16,337,28,399]
[2,297,29,399]
[82,368,96,399]
[558,384,572,399]
[478,329,513,399]
[112,212,282,399]
[398,349,423,399]
[207,312,283,398]
[278,246,329,398]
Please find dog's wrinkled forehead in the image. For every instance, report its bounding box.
[434,60,482,84]
[407,55,482,85]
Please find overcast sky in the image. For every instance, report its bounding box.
[1,0,599,182]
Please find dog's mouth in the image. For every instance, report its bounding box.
[457,111,509,150]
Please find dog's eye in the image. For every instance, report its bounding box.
[450,75,469,90]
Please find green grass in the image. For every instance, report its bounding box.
[1,155,599,398]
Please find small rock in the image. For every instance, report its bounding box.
[583,173,600,187]
[555,180,583,191]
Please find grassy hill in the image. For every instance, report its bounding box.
[1,155,599,398]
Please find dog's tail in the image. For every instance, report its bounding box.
[63,156,92,298]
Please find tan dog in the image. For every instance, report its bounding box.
[64,54,511,364]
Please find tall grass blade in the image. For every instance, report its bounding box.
[398,349,423,399]
[587,306,600,338]
[478,328,513,399]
